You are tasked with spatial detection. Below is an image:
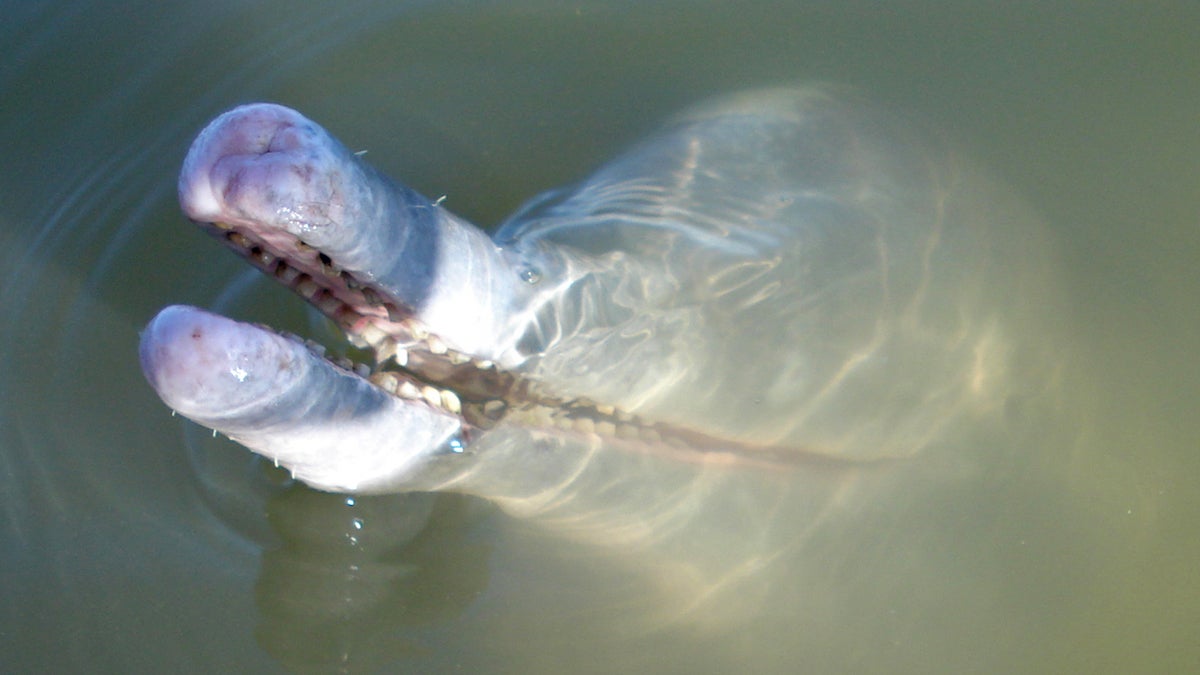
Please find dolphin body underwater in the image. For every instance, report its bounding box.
[140,86,1061,624]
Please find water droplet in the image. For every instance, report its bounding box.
[344,496,356,507]
[351,517,364,530]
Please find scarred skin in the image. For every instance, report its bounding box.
[139,87,1060,622]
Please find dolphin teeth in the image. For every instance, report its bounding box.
[372,371,399,394]
[401,319,428,340]
[398,381,421,399]
[374,338,408,367]
[574,417,596,434]
[448,351,469,365]
[317,293,342,315]
[295,277,319,299]
[376,340,396,363]
[421,385,442,408]
[427,336,448,355]
[474,360,493,370]
[276,264,301,285]
[530,406,553,427]
[253,249,276,267]
[357,322,386,348]
[440,390,462,414]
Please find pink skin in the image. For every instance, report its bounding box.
[139,305,466,493]
[141,89,1060,626]
[179,104,372,265]
[176,103,533,363]
[138,303,309,419]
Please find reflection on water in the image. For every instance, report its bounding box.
[1,2,1197,673]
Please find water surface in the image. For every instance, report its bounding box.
[1,2,1197,673]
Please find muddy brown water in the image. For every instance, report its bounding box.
[1,3,1197,673]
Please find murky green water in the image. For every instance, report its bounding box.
[1,2,1196,673]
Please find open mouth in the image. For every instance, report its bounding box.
[199,217,686,450]
[207,220,516,429]
[196,215,823,473]
[140,101,848,492]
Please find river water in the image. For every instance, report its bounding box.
[1,2,1196,673]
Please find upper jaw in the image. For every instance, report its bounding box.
[170,103,753,479]
[183,197,526,435]
[178,103,359,253]
[175,103,544,430]
[180,102,540,360]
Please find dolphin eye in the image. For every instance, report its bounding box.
[518,265,542,284]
